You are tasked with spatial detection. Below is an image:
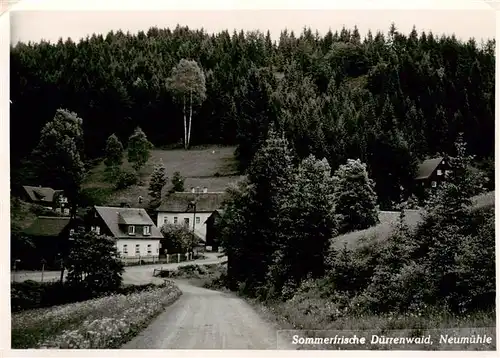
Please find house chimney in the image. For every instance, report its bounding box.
[191,187,195,193]
[203,187,208,193]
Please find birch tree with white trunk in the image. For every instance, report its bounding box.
[167,59,206,149]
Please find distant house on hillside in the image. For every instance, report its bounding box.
[86,206,163,263]
[21,185,69,215]
[22,216,82,270]
[414,157,452,189]
[155,189,227,250]
[205,209,225,252]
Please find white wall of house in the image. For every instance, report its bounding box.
[116,238,161,258]
[157,212,212,241]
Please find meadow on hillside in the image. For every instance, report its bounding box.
[82,146,244,207]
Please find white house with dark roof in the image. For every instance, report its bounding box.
[87,206,163,262]
[155,190,227,246]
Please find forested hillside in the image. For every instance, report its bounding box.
[10,24,495,207]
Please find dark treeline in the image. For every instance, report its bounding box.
[11,24,495,208]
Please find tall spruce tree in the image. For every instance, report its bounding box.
[223,126,295,296]
[149,163,167,201]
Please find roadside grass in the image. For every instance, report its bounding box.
[11,280,182,349]
[81,146,243,207]
[255,298,495,350]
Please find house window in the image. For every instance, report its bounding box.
[163,217,168,224]
[64,208,70,215]
[143,226,151,236]
[128,226,135,235]
[55,208,62,213]
[184,218,190,226]
[147,244,152,255]
[431,181,437,188]
[173,217,178,224]
[445,170,453,176]
[69,229,75,236]
[123,244,128,254]
[95,226,100,235]
[437,169,442,176]
[135,244,140,255]
[196,216,200,224]
[156,247,159,253]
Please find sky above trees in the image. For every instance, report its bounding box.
[10,9,495,45]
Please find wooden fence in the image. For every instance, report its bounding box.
[121,252,195,267]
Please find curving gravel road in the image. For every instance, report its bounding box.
[15,253,292,349]
[122,280,292,350]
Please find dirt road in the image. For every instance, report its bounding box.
[122,280,291,350]
[12,253,226,285]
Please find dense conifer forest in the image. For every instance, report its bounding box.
[10,24,495,208]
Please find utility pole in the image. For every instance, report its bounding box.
[12,259,20,283]
[60,235,75,284]
[41,258,46,283]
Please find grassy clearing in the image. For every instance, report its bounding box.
[11,281,182,349]
[82,146,243,207]
[331,191,495,250]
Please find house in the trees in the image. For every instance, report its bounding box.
[87,206,163,263]
[21,185,70,215]
[204,209,224,252]
[155,188,227,250]
[22,216,83,270]
[414,156,453,189]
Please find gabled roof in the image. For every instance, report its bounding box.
[22,186,62,203]
[94,206,163,239]
[204,209,225,224]
[415,157,444,180]
[118,211,151,225]
[156,192,227,213]
[23,216,71,237]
